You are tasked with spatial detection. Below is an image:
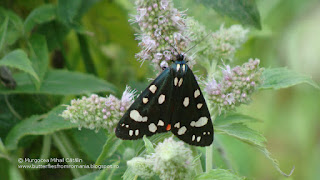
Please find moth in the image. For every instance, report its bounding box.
[115,54,214,146]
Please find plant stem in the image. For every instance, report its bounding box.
[4,95,22,120]
[190,146,203,175]
[205,145,213,172]
[77,33,97,75]
[52,132,82,178]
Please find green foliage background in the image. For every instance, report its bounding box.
[0,0,319,179]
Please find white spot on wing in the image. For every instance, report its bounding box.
[143,98,148,104]
[121,124,125,127]
[183,97,189,107]
[197,136,201,142]
[174,122,180,128]
[135,129,139,136]
[157,120,164,126]
[197,103,203,109]
[174,77,178,86]
[125,125,129,128]
[177,126,187,135]
[176,64,180,71]
[192,135,195,141]
[182,64,186,72]
[129,130,133,136]
[190,117,208,127]
[194,89,200,98]
[130,110,148,122]
[178,78,183,87]
[148,123,157,133]
[149,85,157,94]
[158,94,165,104]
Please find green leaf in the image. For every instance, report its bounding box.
[56,0,100,32]
[215,113,261,126]
[95,133,122,165]
[199,0,261,29]
[0,16,9,52]
[5,106,77,150]
[0,49,39,82]
[57,0,82,28]
[35,21,69,51]
[215,123,294,176]
[123,167,137,180]
[143,135,155,154]
[215,123,266,147]
[0,70,117,95]
[194,169,244,180]
[260,68,320,90]
[74,171,102,180]
[0,7,24,46]
[28,34,49,89]
[95,160,120,180]
[24,4,56,33]
[72,129,107,161]
[257,147,294,177]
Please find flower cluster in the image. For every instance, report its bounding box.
[205,59,263,113]
[61,86,135,132]
[210,25,249,61]
[127,137,194,180]
[186,18,249,63]
[132,0,191,71]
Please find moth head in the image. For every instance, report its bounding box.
[176,54,185,62]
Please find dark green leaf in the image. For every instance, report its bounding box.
[29,34,49,88]
[24,4,56,33]
[215,113,261,126]
[194,169,244,180]
[5,106,77,150]
[57,0,82,28]
[0,7,23,46]
[0,95,20,139]
[57,0,100,32]
[260,68,320,90]
[0,70,117,95]
[95,133,122,165]
[199,0,261,29]
[0,49,39,82]
[0,16,9,52]
[143,135,155,154]
[35,21,69,51]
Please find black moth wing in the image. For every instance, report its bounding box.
[115,67,175,140]
[171,63,214,146]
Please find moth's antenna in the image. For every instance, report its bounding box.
[183,33,211,56]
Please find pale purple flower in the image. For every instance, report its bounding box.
[160,61,169,70]
[154,53,163,60]
[62,86,136,132]
[205,59,263,113]
[163,50,172,60]
[225,93,235,105]
[130,0,190,70]
[160,0,169,9]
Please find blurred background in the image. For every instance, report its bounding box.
[1,0,319,179]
